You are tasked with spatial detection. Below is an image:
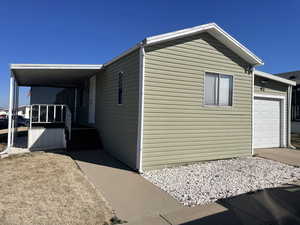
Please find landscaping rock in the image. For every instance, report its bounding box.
[142,157,300,206]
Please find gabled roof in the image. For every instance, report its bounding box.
[145,23,263,66]
[255,70,296,86]
[105,23,264,67]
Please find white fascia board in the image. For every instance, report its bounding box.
[145,23,215,44]
[255,70,296,86]
[145,23,264,66]
[10,64,103,70]
[136,47,145,173]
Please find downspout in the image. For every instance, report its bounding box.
[136,43,145,173]
[288,85,296,149]
[251,67,255,156]
[1,70,15,155]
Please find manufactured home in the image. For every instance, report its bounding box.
[4,23,295,171]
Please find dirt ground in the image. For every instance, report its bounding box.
[292,133,300,149]
[0,142,6,152]
[0,152,114,225]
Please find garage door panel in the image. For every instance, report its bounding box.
[254,97,281,148]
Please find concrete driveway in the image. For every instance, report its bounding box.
[69,150,300,225]
[255,148,300,167]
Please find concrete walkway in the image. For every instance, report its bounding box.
[255,148,300,167]
[70,150,300,224]
[69,150,184,223]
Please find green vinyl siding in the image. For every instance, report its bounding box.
[95,50,140,170]
[254,76,288,96]
[142,32,253,170]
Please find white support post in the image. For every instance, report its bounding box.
[15,84,19,136]
[54,105,56,122]
[6,73,15,149]
[38,105,41,123]
[46,105,48,122]
[11,79,18,146]
[30,105,32,129]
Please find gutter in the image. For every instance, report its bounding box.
[251,67,255,156]
[288,85,296,149]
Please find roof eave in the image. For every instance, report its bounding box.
[10,64,103,70]
[145,23,264,66]
[255,70,296,86]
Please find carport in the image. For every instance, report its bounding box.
[2,64,102,153]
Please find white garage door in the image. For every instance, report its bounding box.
[253,97,281,148]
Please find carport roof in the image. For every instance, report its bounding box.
[255,70,296,86]
[11,64,103,88]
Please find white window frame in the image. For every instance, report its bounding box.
[204,72,234,107]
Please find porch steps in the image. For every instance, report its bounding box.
[66,127,102,151]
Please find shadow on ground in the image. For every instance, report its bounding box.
[292,133,300,150]
[66,149,134,172]
[181,185,300,225]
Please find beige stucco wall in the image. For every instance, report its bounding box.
[142,32,253,170]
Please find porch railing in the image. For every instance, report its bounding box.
[29,104,72,140]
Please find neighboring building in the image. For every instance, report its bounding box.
[277,71,300,133]
[7,23,296,172]
[17,105,30,119]
[0,107,8,117]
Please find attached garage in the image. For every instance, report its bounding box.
[254,71,295,150]
[253,96,284,148]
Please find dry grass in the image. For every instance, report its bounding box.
[0,152,114,225]
[0,142,6,152]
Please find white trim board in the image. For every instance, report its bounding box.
[251,68,255,155]
[145,23,263,66]
[10,64,103,70]
[136,46,145,173]
[255,70,296,86]
[104,23,263,68]
[253,93,287,148]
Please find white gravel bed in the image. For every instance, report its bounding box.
[142,157,300,206]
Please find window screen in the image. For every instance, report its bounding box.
[204,73,233,106]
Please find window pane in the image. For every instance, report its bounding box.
[205,73,218,105]
[219,75,233,106]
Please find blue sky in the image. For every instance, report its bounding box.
[0,0,299,107]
